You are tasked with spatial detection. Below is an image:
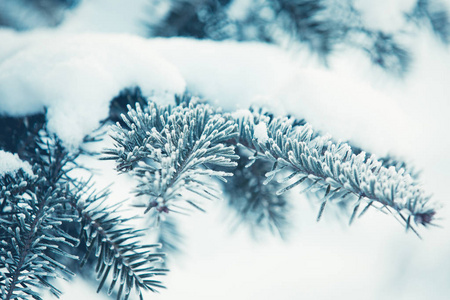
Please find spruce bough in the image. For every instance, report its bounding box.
[1,93,437,300]
[105,95,435,234]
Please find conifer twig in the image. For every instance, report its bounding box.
[103,98,239,219]
[233,110,436,234]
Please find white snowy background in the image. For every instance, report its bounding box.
[0,0,449,299]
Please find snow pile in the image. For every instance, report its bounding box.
[0,150,33,176]
[0,32,186,147]
[0,30,414,156]
[148,38,297,113]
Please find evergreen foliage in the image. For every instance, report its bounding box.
[102,95,239,219]
[234,107,435,234]
[74,180,166,300]
[0,167,77,300]
[0,115,166,300]
[105,94,436,238]
[0,90,438,299]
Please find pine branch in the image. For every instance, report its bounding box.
[233,109,436,234]
[103,98,239,219]
[0,167,78,300]
[40,131,168,299]
[0,128,81,300]
[105,94,435,237]
[1,113,167,300]
[70,180,167,300]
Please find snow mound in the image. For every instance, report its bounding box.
[0,31,418,156]
[0,32,186,147]
[148,38,297,114]
[0,150,33,176]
